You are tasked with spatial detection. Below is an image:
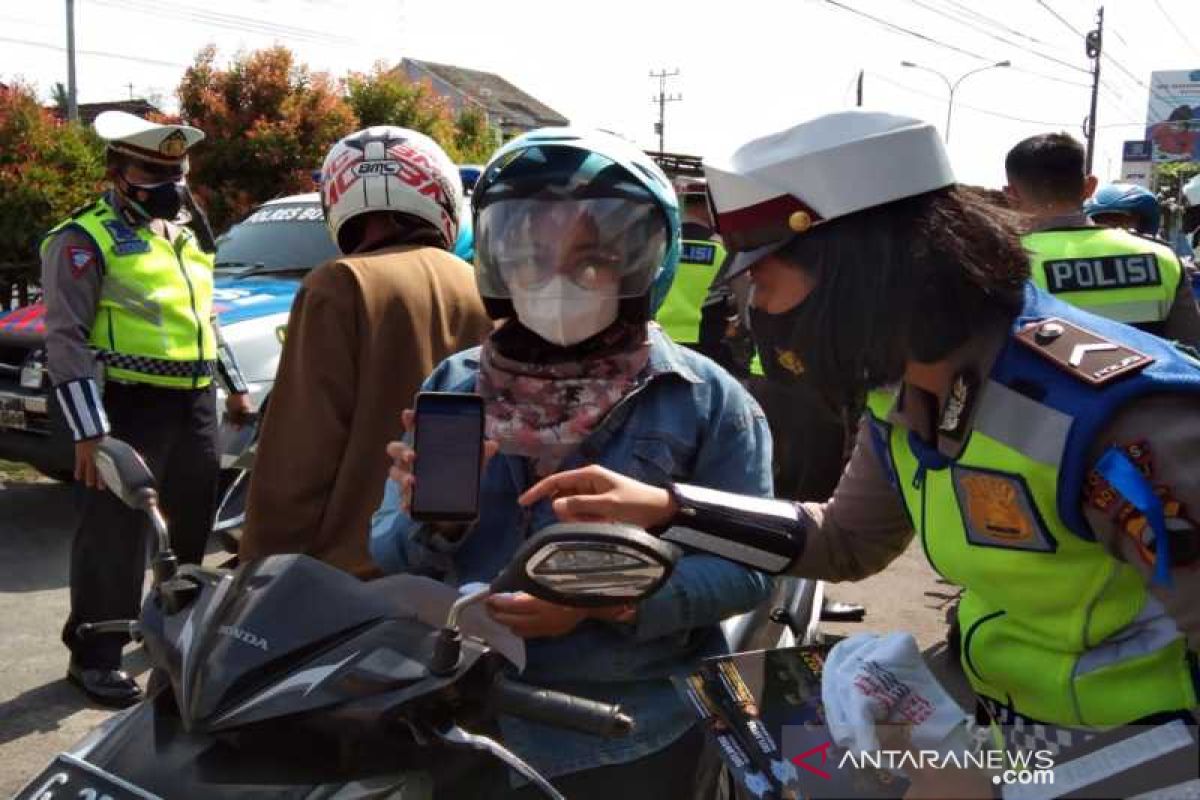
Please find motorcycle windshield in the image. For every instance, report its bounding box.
[185,555,406,724]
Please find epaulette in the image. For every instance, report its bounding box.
[1014,316,1155,386]
[1126,230,1178,251]
[65,199,102,220]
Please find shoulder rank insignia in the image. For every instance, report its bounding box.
[66,199,100,220]
[1015,317,1154,386]
[101,219,151,256]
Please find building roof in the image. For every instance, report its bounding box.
[402,59,568,130]
[56,99,162,126]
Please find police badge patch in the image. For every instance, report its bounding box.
[159,129,188,158]
[66,246,97,279]
[952,466,1057,553]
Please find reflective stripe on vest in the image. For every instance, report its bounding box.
[865,385,1195,727]
[43,199,216,388]
[1024,228,1182,325]
[656,239,726,345]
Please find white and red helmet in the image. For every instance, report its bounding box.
[319,126,462,253]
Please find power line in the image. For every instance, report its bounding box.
[0,34,191,69]
[1034,0,1086,38]
[903,0,1090,75]
[824,0,1090,90]
[938,0,1057,48]
[823,0,990,62]
[90,0,357,48]
[1153,0,1200,59]
[869,71,1076,127]
[1102,51,1176,112]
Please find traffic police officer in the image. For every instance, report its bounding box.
[1004,132,1200,346]
[41,111,251,706]
[655,178,732,362]
[525,111,1200,796]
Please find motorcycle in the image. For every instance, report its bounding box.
[17,437,680,800]
[210,414,833,652]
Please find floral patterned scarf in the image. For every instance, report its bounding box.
[477,321,652,475]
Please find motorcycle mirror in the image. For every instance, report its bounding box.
[93,436,159,511]
[490,523,680,608]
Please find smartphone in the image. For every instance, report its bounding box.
[410,391,485,522]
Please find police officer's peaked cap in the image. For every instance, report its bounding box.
[704,109,956,281]
[94,110,204,166]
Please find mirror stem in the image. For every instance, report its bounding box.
[447,586,491,632]
[431,586,492,676]
[147,503,178,584]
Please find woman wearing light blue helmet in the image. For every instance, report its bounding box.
[371,129,772,798]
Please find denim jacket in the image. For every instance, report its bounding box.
[370,325,774,781]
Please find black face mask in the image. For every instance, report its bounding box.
[119,177,183,222]
[748,300,813,386]
[749,295,907,410]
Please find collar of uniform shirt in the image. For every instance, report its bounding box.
[1031,211,1093,232]
[890,321,1011,461]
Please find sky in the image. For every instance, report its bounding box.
[3,0,1200,187]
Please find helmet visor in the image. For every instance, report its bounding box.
[476,198,667,299]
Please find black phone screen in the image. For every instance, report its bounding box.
[410,392,485,521]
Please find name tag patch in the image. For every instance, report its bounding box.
[1042,253,1160,293]
[681,242,717,265]
[101,220,151,256]
[952,467,1056,553]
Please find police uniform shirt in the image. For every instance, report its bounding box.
[41,192,246,440]
[785,316,1200,651]
[1028,213,1200,348]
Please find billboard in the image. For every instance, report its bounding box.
[1119,161,1152,188]
[1120,139,1152,188]
[1146,69,1200,163]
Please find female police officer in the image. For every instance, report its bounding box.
[522,111,1200,787]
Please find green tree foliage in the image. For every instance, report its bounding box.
[177,45,357,232]
[344,63,502,164]
[453,106,503,165]
[0,82,105,297]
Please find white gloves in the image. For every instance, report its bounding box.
[821,632,970,760]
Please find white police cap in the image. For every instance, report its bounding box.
[94,110,204,166]
[705,110,955,280]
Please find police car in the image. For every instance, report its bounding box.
[0,188,476,481]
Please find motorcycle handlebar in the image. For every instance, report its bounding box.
[491,675,634,739]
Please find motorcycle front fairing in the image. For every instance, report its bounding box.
[44,558,521,798]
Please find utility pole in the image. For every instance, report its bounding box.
[649,68,681,153]
[65,0,79,122]
[856,70,864,107]
[126,82,135,100]
[1084,6,1104,174]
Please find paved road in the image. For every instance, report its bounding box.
[0,472,959,795]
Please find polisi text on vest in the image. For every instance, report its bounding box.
[1044,253,1161,293]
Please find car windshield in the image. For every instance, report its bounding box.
[214,202,339,273]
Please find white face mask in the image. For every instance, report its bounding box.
[511,275,620,346]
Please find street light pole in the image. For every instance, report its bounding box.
[900,60,1011,144]
[65,0,79,123]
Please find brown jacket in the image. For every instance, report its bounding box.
[240,245,491,577]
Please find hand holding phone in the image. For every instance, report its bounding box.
[387,393,498,522]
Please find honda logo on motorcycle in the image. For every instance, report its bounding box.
[352,160,402,177]
[218,624,269,651]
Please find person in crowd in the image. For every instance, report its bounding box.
[41,111,251,706]
[1083,182,1162,236]
[523,111,1200,798]
[372,128,773,799]
[239,127,492,578]
[1006,133,1200,344]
